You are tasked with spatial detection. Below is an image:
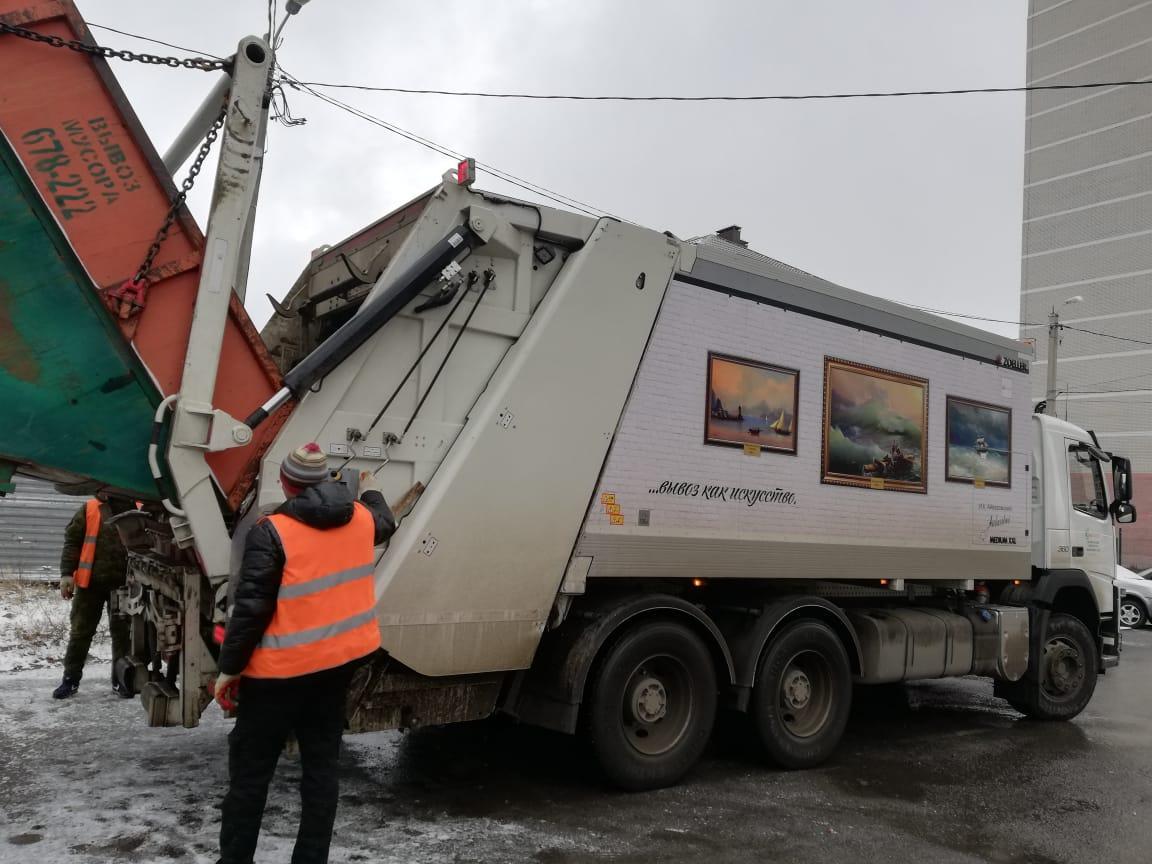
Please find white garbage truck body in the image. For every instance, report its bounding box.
[235,179,1131,788]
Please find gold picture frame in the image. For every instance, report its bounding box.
[821,357,928,493]
[705,353,799,454]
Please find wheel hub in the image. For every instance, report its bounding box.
[1120,604,1141,627]
[783,669,812,709]
[1044,638,1084,696]
[632,676,667,723]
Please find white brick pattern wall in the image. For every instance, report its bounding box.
[584,281,1031,553]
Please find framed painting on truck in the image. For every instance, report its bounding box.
[821,357,928,493]
[705,353,799,454]
[945,396,1012,487]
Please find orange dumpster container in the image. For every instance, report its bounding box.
[0,0,289,507]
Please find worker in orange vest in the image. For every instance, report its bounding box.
[215,442,394,864]
[53,493,133,699]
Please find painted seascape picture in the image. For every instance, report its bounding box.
[705,353,798,454]
[945,396,1011,487]
[822,358,927,493]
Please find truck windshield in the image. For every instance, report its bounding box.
[1068,447,1108,520]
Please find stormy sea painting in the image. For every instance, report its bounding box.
[706,354,798,453]
[945,397,1011,487]
[822,358,927,493]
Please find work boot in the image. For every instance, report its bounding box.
[52,676,80,699]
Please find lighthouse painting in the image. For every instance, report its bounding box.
[706,353,799,454]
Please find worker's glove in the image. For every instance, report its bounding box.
[214,673,241,712]
[358,470,381,496]
[59,576,75,601]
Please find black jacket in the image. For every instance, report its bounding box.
[217,482,396,676]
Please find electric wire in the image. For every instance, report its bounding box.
[896,301,1152,349]
[71,23,1152,359]
[82,25,1152,105]
[295,79,1152,102]
[86,22,226,60]
[280,72,618,219]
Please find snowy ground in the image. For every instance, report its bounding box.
[0,581,110,674]
[3,581,1152,864]
[0,583,614,863]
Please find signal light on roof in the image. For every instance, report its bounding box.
[456,157,476,187]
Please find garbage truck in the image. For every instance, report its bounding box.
[0,3,1135,790]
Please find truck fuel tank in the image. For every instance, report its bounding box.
[848,606,1028,684]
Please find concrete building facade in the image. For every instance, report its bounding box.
[1021,0,1152,567]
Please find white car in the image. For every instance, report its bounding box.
[1116,565,1152,628]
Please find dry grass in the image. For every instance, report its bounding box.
[0,579,109,646]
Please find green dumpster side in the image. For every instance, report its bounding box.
[0,133,159,496]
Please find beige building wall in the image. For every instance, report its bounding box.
[1021,0,1152,566]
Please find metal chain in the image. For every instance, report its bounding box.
[0,21,229,71]
[133,106,228,284]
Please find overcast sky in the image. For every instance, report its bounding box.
[76,0,1027,338]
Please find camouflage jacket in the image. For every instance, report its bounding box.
[59,503,128,587]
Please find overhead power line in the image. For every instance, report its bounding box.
[295,79,1152,102]
[83,23,1152,104]
[280,73,620,220]
[896,301,1152,348]
[86,22,226,60]
[1061,324,1152,347]
[71,23,1152,355]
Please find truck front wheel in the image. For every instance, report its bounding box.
[1005,612,1097,721]
[752,620,851,769]
[582,620,717,791]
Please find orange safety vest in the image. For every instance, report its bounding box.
[243,502,381,679]
[73,499,101,588]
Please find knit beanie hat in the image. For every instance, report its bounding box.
[280,442,329,487]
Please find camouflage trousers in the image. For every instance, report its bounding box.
[62,580,130,681]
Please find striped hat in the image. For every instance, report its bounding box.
[280,442,329,487]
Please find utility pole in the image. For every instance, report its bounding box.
[1045,295,1082,417]
[1045,308,1060,417]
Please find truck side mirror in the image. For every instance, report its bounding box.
[1112,456,1133,502]
[1112,500,1136,524]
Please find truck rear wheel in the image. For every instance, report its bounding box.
[582,620,717,791]
[752,620,851,769]
[1005,613,1097,721]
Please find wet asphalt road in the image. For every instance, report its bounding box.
[347,628,1152,864]
[2,629,1152,863]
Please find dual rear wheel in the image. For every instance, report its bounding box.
[580,611,1099,789]
[582,618,852,790]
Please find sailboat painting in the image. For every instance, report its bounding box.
[946,396,1012,487]
[706,353,799,454]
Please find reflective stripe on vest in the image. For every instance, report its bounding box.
[73,499,101,588]
[243,501,381,679]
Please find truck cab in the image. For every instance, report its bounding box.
[1032,412,1137,616]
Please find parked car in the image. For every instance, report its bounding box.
[1116,565,1152,628]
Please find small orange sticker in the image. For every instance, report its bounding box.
[605,503,622,516]
[743,443,761,456]
[600,492,617,506]
[610,514,625,526]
